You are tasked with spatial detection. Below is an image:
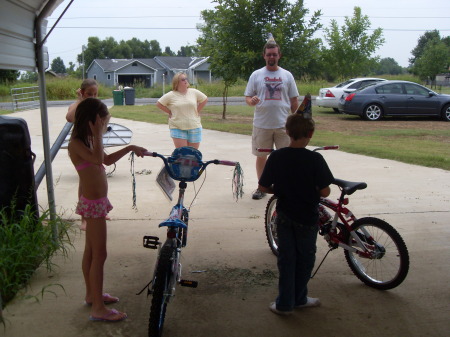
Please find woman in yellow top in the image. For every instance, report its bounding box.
[156,72,208,149]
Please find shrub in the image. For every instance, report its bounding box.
[0,202,74,313]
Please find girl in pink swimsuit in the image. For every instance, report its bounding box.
[68,98,146,322]
[66,79,100,230]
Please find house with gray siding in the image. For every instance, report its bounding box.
[436,73,450,86]
[86,56,211,88]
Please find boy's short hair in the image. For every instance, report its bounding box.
[285,114,315,140]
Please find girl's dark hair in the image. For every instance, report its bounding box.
[72,98,109,146]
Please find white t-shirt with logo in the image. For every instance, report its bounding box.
[244,67,299,129]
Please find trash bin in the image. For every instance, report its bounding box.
[113,90,124,106]
[124,87,135,105]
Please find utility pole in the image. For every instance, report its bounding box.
[82,45,86,80]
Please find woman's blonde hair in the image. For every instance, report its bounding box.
[172,72,189,91]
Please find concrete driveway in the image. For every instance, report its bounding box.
[1,107,449,337]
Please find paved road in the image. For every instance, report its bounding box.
[2,107,449,337]
[0,96,248,110]
[0,96,318,110]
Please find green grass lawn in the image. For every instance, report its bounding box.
[110,104,450,171]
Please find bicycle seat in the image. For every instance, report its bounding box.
[167,146,203,181]
[333,178,367,195]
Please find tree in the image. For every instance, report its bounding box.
[78,37,106,70]
[147,40,163,58]
[374,57,403,75]
[51,57,66,73]
[163,47,175,56]
[409,30,441,67]
[414,39,450,87]
[77,37,163,69]
[67,62,76,73]
[177,45,199,57]
[409,30,449,76]
[198,0,322,118]
[19,71,38,82]
[321,6,385,80]
[0,69,20,83]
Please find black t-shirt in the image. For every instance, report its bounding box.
[259,147,334,225]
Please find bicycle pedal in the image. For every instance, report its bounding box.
[179,280,198,288]
[143,236,160,249]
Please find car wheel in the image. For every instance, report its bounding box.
[333,108,340,113]
[363,104,383,121]
[442,104,450,121]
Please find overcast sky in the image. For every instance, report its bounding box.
[45,0,449,69]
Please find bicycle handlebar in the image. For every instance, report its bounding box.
[217,160,237,166]
[142,150,237,182]
[143,151,236,166]
[256,148,273,153]
[314,145,339,151]
[257,145,339,153]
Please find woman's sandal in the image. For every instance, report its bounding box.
[89,309,127,322]
[85,293,119,306]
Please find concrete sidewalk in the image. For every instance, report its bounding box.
[2,107,449,337]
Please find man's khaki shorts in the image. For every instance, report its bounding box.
[252,126,289,156]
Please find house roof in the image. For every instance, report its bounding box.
[154,56,210,71]
[89,58,163,73]
[88,57,210,74]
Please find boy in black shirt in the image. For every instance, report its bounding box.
[259,113,334,315]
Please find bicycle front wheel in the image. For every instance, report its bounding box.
[344,217,409,290]
[148,243,176,337]
[265,195,279,256]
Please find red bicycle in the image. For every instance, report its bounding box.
[263,146,409,290]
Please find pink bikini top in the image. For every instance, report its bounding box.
[75,161,105,171]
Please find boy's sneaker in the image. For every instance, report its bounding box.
[295,297,321,309]
[252,189,266,200]
[269,302,293,316]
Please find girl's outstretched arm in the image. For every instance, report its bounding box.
[103,145,147,166]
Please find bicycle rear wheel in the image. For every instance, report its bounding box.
[148,242,176,337]
[265,195,279,256]
[344,217,409,290]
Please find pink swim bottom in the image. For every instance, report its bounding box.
[75,196,113,218]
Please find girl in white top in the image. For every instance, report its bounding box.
[156,72,208,149]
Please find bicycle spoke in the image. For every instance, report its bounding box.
[344,217,409,290]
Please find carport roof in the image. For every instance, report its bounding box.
[0,0,63,71]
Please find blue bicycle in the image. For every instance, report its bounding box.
[138,147,240,337]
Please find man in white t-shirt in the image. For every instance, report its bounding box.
[244,38,299,200]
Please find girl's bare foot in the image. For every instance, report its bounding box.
[85,293,119,305]
[89,308,127,322]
